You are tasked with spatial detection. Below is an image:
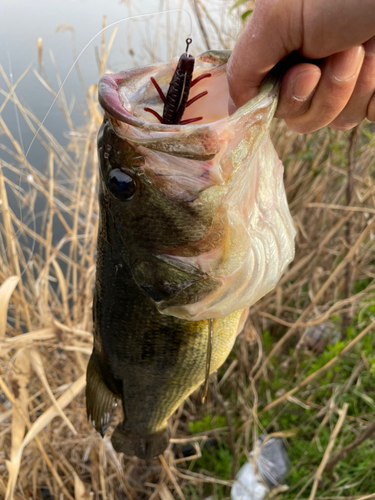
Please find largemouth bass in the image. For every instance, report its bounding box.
[86,50,295,459]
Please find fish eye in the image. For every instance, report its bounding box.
[107,169,136,200]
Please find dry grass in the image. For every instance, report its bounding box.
[1,7,375,500]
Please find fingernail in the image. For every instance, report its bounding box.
[331,46,364,82]
[364,36,375,56]
[292,69,321,100]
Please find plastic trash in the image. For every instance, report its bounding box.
[231,435,289,500]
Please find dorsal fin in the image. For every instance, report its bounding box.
[86,354,118,436]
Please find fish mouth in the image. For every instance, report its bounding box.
[98,73,134,124]
[98,52,231,131]
[98,68,222,161]
[99,71,181,130]
[97,53,278,163]
[97,57,295,322]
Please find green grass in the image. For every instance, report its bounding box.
[185,290,375,499]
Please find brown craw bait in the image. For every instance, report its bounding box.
[144,38,211,125]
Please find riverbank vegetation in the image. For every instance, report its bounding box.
[1,4,375,499]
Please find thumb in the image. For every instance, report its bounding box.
[227,0,300,110]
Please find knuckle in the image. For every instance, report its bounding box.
[329,122,359,131]
[284,118,317,134]
[317,97,342,116]
[275,100,310,120]
[329,109,363,130]
[318,82,356,117]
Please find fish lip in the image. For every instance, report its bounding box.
[99,72,196,133]
[98,73,134,124]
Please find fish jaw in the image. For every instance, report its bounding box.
[98,54,295,321]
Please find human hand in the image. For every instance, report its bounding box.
[227,0,375,133]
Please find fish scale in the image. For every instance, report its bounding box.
[88,191,245,456]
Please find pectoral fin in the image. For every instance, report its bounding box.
[86,354,118,436]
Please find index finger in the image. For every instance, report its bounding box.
[227,0,302,108]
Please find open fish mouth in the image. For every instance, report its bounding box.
[99,50,231,129]
[97,50,296,321]
[97,52,231,162]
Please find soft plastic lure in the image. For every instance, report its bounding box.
[144,38,211,125]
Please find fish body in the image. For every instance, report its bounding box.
[87,50,295,459]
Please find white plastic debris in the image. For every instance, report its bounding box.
[231,436,289,500]
[231,463,267,500]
